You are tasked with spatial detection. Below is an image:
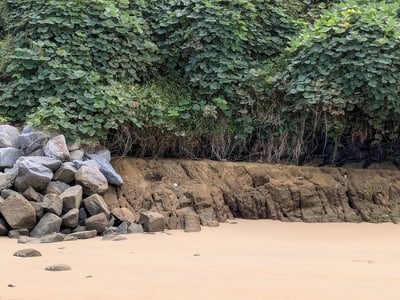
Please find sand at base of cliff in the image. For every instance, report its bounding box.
[1,219,400,300]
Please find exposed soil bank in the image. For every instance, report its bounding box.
[110,159,400,226]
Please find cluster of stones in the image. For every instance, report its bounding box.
[0,125,161,244]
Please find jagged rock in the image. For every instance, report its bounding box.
[70,149,84,161]
[43,135,70,161]
[0,217,9,236]
[138,211,165,232]
[116,221,128,234]
[86,153,123,185]
[83,194,110,217]
[46,181,70,195]
[42,193,63,216]
[14,159,53,192]
[0,125,19,148]
[1,188,19,199]
[30,213,62,237]
[14,248,42,257]
[127,223,144,234]
[8,229,30,239]
[29,201,44,219]
[17,132,48,155]
[61,208,79,228]
[67,230,97,239]
[184,213,201,232]
[19,156,62,172]
[53,162,77,184]
[78,208,88,226]
[75,165,108,195]
[85,213,108,234]
[23,187,43,202]
[0,147,22,168]
[60,185,82,213]
[111,207,136,224]
[0,194,36,229]
[45,264,71,271]
[102,233,127,241]
[0,165,19,191]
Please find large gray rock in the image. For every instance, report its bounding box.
[60,185,82,213]
[14,159,53,192]
[42,193,63,216]
[17,132,48,155]
[0,194,36,229]
[30,213,62,237]
[53,162,77,184]
[184,213,201,233]
[86,153,123,185]
[0,165,18,191]
[0,216,8,235]
[127,223,144,234]
[0,125,19,148]
[75,165,108,195]
[111,207,136,224]
[78,208,88,226]
[19,156,62,172]
[44,135,70,161]
[0,147,22,168]
[83,194,110,217]
[138,211,165,232]
[61,208,79,228]
[46,181,70,195]
[9,228,30,239]
[85,213,108,234]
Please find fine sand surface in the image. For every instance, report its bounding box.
[1,220,400,300]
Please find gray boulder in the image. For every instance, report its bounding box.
[0,147,22,168]
[61,208,79,228]
[17,132,48,155]
[29,201,44,220]
[0,165,19,191]
[30,213,62,237]
[23,187,43,202]
[14,248,42,257]
[19,156,62,172]
[44,135,70,161]
[67,230,97,240]
[46,181,70,195]
[116,222,128,234]
[60,185,82,213]
[127,223,144,234]
[19,233,65,244]
[83,194,110,217]
[78,208,88,226]
[184,213,201,233]
[86,153,123,185]
[0,194,36,229]
[85,213,108,234]
[0,125,19,148]
[53,162,77,184]
[42,193,63,216]
[9,228,30,239]
[14,159,53,192]
[75,165,108,195]
[0,216,9,236]
[138,211,166,232]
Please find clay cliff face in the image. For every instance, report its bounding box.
[109,159,400,227]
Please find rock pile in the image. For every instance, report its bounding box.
[0,125,158,243]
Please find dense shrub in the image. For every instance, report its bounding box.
[283,1,400,140]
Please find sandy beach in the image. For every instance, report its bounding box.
[1,219,400,300]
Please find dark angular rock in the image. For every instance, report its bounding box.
[0,194,36,229]
[85,213,108,234]
[23,187,43,202]
[138,211,165,232]
[42,194,63,216]
[67,230,97,239]
[13,248,42,258]
[30,213,62,237]
[60,185,82,213]
[43,135,70,161]
[46,181,70,195]
[45,264,71,271]
[53,162,77,184]
[14,159,53,192]
[75,165,108,195]
[61,227,73,235]
[0,216,8,236]
[8,229,30,239]
[29,201,44,220]
[0,125,19,148]
[0,147,22,168]
[78,208,88,226]
[17,132,48,155]
[83,194,110,217]
[61,208,79,228]
[127,223,144,234]
[86,153,123,185]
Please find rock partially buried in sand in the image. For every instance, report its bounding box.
[45,264,71,272]
[102,233,127,241]
[13,248,42,258]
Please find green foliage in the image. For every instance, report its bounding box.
[0,0,157,142]
[283,0,400,138]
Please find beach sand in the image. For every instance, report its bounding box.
[1,219,400,300]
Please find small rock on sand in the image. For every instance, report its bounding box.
[45,264,71,271]
[13,248,42,258]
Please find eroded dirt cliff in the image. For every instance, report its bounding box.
[106,159,400,228]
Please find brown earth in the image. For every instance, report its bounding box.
[109,159,400,228]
